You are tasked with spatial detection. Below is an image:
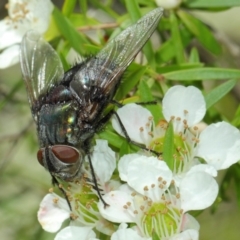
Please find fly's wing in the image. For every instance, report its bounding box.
[20,30,64,120]
[70,7,163,99]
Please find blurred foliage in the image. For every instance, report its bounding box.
[1,0,240,239]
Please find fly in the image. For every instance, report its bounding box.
[20,8,163,207]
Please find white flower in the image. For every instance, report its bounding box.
[0,0,53,69]
[37,140,117,235]
[155,0,182,9]
[38,193,70,233]
[98,154,217,239]
[112,86,240,179]
[54,226,98,240]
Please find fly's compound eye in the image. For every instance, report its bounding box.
[37,149,44,167]
[51,145,80,164]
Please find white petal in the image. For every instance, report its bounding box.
[98,191,135,223]
[127,156,172,200]
[0,45,20,69]
[54,226,97,240]
[91,140,116,183]
[156,0,182,10]
[37,194,70,233]
[181,214,200,231]
[168,229,199,240]
[0,0,53,50]
[180,172,218,212]
[112,104,153,144]
[196,122,240,170]
[187,164,217,177]
[118,154,143,181]
[111,223,150,240]
[0,20,24,49]
[162,86,206,128]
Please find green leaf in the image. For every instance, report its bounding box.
[98,129,123,149]
[125,0,141,22]
[79,0,87,16]
[62,0,77,17]
[163,68,240,81]
[205,79,237,109]
[184,0,240,8]
[157,63,203,74]
[115,64,147,100]
[177,10,221,55]
[156,27,192,63]
[189,47,200,63]
[138,80,162,124]
[162,122,174,170]
[170,12,185,63]
[53,7,89,55]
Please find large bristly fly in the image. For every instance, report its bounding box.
[20,8,163,206]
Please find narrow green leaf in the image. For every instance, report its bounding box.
[62,0,77,16]
[53,7,89,55]
[205,79,237,109]
[189,47,200,63]
[177,10,221,55]
[98,129,123,149]
[185,0,240,8]
[79,0,87,16]
[138,80,162,124]
[170,11,185,63]
[156,63,203,74]
[115,64,147,100]
[125,0,141,22]
[162,122,174,170]
[156,27,192,64]
[163,68,240,81]
[231,105,240,127]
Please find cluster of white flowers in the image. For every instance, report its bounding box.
[38,85,240,240]
[0,0,53,69]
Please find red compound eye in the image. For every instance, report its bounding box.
[52,145,79,164]
[37,149,44,167]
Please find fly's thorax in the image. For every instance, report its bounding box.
[37,145,84,181]
[37,100,80,146]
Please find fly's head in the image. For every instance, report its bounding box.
[37,145,84,181]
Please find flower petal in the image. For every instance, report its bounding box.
[196,122,240,170]
[112,103,153,144]
[127,156,172,200]
[98,190,135,223]
[54,226,97,240]
[111,223,150,240]
[187,164,217,177]
[156,0,182,10]
[37,194,70,232]
[162,86,206,128]
[0,45,20,69]
[169,229,199,240]
[91,140,116,183]
[180,172,218,212]
[118,154,143,181]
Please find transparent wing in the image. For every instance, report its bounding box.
[70,8,163,97]
[20,30,64,116]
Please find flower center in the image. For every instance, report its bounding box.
[150,133,191,173]
[142,202,180,238]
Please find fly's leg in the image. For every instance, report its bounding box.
[51,174,72,211]
[112,110,160,156]
[87,154,109,208]
[110,100,161,156]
